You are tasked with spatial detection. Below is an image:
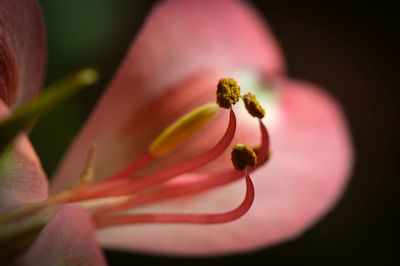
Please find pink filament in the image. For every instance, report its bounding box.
[69,109,236,201]
[94,171,254,228]
[93,120,269,216]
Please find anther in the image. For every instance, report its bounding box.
[216,78,241,109]
[149,103,219,157]
[231,144,257,171]
[242,92,265,119]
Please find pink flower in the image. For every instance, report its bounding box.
[0,0,353,265]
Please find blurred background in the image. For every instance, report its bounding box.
[34,0,398,265]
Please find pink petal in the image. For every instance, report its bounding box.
[96,80,353,255]
[0,100,48,214]
[51,0,284,192]
[19,204,107,266]
[0,0,47,106]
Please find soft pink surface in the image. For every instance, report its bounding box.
[50,0,353,256]
[96,80,353,255]
[0,100,48,214]
[20,204,107,266]
[0,0,46,106]
[51,0,284,192]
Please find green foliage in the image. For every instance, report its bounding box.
[0,68,99,153]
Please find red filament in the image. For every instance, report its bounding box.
[94,171,254,228]
[93,119,269,216]
[69,109,236,202]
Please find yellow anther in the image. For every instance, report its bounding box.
[242,93,265,119]
[149,103,219,157]
[231,144,257,171]
[216,78,241,109]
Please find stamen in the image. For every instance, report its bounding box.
[231,144,257,171]
[82,103,218,184]
[92,120,269,216]
[94,170,254,228]
[70,78,269,213]
[103,109,236,197]
[216,78,241,109]
[149,103,219,157]
[2,78,274,239]
[242,92,265,119]
[68,108,236,201]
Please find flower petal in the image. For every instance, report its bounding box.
[0,100,48,214]
[96,80,353,255]
[51,0,284,192]
[19,204,107,266]
[0,0,47,106]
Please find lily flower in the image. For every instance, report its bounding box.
[0,0,353,265]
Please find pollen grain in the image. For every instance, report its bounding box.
[242,93,265,119]
[216,78,241,109]
[231,144,257,171]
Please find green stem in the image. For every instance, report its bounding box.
[0,68,99,152]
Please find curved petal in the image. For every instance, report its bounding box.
[19,204,107,266]
[0,100,48,214]
[0,0,47,106]
[96,80,353,255]
[51,0,284,192]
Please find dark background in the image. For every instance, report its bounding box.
[34,1,399,265]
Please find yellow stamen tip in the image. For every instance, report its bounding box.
[216,78,241,109]
[242,92,265,119]
[149,103,219,157]
[231,144,257,171]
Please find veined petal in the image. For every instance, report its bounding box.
[0,100,48,214]
[52,0,284,191]
[0,0,47,106]
[96,80,353,255]
[19,204,107,266]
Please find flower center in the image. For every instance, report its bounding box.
[0,77,271,230]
